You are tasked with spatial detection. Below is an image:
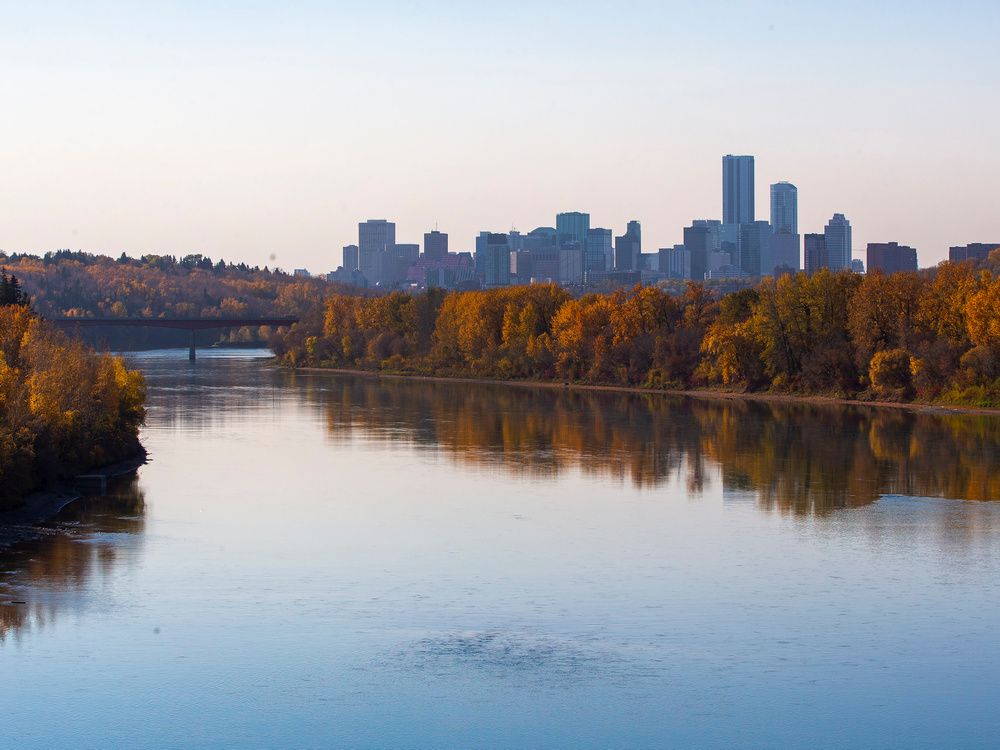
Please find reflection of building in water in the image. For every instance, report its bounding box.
[0,477,146,641]
[305,374,1000,516]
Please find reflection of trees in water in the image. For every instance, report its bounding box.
[313,376,1000,515]
[0,477,146,641]
[316,378,710,491]
[130,357,285,433]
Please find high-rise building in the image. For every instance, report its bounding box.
[823,214,852,271]
[358,219,396,280]
[770,182,798,235]
[374,243,420,286]
[949,243,1000,263]
[719,223,741,269]
[683,223,713,281]
[739,221,772,277]
[342,244,359,272]
[614,220,641,271]
[558,241,585,285]
[556,212,590,246]
[423,230,448,260]
[723,155,754,225]
[769,232,800,275]
[804,234,828,275]
[867,242,918,275]
[768,183,799,275]
[474,232,511,287]
[585,228,613,275]
[690,219,736,274]
[659,245,691,279]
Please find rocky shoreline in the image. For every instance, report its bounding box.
[0,451,147,552]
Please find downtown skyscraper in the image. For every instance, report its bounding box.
[723,155,755,225]
[823,213,852,271]
[770,182,800,273]
[358,219,396,280]
[770,182,798,235]
[556,212,591,245]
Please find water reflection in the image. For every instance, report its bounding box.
[308,375,1000,513]
[2,354,998,749]
[0,477,146,640]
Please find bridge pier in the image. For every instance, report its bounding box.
[50,317,299,359]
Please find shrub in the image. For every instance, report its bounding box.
[868,349,913,400]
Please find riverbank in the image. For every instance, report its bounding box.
[288,365,1000,418]
[0,451,147,551]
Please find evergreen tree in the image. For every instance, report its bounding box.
[0,268,30,306]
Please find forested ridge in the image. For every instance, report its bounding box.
[0,277,146,510]
[274,253,1000,407]
[0,251,335,349]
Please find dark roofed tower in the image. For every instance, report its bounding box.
[423,230,448,260]
[723,155,754,225]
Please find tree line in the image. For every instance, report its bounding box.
[0,293,146,509]
[0,251,337,349]
[273,252,1000,407]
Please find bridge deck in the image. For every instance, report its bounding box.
[49,317,299,360]
[50,317,298,330]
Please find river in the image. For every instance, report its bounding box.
[2,350,999,748]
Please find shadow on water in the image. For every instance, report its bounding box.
[0,476,146,641]
[293,373,1000,514]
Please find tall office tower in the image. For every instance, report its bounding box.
[690,219,736,273]
[718,222,741,268]
[358,219,396,280]
[769,233,800,275]
[867,242,918,274]
[585,228,613,275]
[474,232,511,287]
[342,244,359,271]
[423,230,448,260]
[614,220,641,271]
[683,223,712,281]
[659,245,691,279]
[770,182,798,235]
[521,227,560,281]
[378,243,420,286]
[556,212,590,245]
[691,220,723,252]
[723,155,755,225]
[769,182,799,272]
[804,233,828,275]
[739,221,772,277]
[823,213,852,271]
[558,241,585,285]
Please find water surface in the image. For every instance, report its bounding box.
[2,350,999,748]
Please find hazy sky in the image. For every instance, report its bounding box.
[1,1,998,271]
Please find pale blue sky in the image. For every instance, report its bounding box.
[1,1,997,269]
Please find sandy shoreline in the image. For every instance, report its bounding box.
[0,452,147,551]
[288,365,1000,418]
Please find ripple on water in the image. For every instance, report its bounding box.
[390,629,628,686]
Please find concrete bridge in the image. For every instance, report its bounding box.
[51,316,299,360]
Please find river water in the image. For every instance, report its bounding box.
[2,350,999,748]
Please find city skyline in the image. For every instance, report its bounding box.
[1,2,998,269]
[331,155,894,286]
